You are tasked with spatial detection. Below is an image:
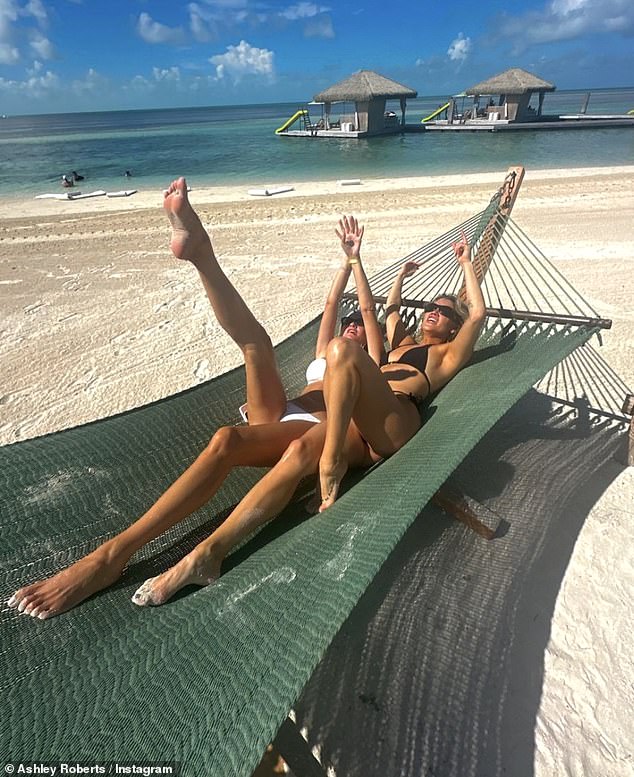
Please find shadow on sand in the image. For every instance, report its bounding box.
[283,388,628,777]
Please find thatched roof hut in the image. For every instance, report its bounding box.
[313,70,417,102]
[466,68,555,96]
[312,70,417,136]
[463,68,556,122]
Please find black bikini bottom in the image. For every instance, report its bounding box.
[393,390,425,409]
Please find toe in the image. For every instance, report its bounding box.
[23,600,39,616]
[131,577,157,606]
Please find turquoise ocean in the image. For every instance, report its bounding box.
[1,88,633,200]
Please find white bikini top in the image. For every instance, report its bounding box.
[305,357,327,384]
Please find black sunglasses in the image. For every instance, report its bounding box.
[341,314,365,328]
[423,301,463,325]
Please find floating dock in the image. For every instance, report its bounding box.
[278,116,634,138]
[276,68,634,139]
[420,115,634,132]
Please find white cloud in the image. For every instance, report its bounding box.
[24,0,47,25]
[137,12,185,45]
[447,33,471,62]
[304,15,334,38]
[70,67,109,96]
[0,64,58,98]
[0,1,18,65]
[152,66,181,83]
[189,1,333,38]
[29,29,54,59]
[189,4,213,42]
[280,3,330,21]
[0,41,18,63]
[209,39,274,82]
[0,0,52,65]
[497,0,634,50]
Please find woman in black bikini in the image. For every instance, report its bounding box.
[318,230,486,510]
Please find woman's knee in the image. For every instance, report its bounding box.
[325,336,360,366]
[280,434,320,474]
[204,425,241,460]
[241,323,273,355]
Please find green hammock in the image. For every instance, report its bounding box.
[0,316,593,775]
[1,168,608,774]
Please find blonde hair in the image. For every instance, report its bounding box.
[415,293,468,342]
[434,293,469,324]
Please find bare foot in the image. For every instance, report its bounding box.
[131,546,222,607]
[163,176,213,264]
[6,545,128,620]
[318,455,348,512]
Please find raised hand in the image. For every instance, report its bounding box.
[335,215,364,260]
[399,260,420,278]
[452,231,472,265]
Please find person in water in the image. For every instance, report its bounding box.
[317,232,486,510]
[7,179,383,618]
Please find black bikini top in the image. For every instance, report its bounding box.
[389,344,430,373]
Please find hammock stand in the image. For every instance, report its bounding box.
[1,168,631,777]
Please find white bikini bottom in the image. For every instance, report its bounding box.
[238,400,321,425]
[280,400,321,424]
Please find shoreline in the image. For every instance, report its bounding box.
[1,163,633,220]
[1,163,632,445]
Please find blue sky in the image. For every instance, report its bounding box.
[1,0,633,115]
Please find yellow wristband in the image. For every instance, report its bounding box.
[348,258,359,265]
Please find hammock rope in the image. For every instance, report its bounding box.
[343,190,627,419]
[535,343,632,421]
[344,212,610,330]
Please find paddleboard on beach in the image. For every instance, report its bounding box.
[106,190,138,198]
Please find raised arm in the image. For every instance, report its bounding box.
[444,233,486,369]
[314,252,352,358]
[384,261,420,349]
[336,215,385,366]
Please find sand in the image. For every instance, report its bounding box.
[1,165,632,774]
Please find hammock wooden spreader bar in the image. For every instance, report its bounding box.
[345,293,612,330]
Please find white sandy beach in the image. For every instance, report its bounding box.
[1,165,632,775]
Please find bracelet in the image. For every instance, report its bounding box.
[348,258,359,265]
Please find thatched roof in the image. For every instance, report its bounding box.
[314,70,417,103]
[465,68,556,96]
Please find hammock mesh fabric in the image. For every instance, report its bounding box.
[0,315,593,776]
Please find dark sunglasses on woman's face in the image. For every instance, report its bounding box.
[423,301,463,325]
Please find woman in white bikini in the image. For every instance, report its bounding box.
[8,179,383,618]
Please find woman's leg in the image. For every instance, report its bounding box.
[7,420,317,619]
[132,423,372,606]
[164,177,286,425]
[319,337,420,510]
